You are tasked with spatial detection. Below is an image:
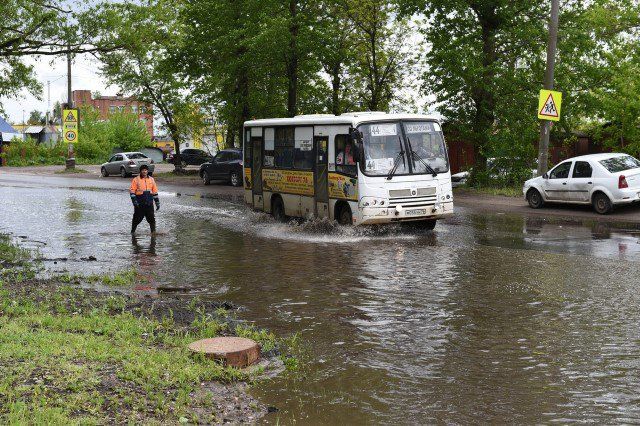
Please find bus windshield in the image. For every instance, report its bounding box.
[360,122,408,176]
[359,121,448,176]
[403,121,449,174]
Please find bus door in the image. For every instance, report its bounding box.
[314,136,329,218]
[251,131,263,209]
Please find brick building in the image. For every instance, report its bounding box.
[72,90,154,138]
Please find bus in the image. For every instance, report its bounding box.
[242,112,453,228]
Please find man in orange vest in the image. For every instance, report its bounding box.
[129,164,160,233]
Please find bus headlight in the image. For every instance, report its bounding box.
[360,197,388,208]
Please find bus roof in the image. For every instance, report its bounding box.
[244,112,440,128]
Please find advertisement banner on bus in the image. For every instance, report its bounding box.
[329,173,358,200]
[244,168,252,189]
[262,169,314,196]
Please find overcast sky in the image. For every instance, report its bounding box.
[1,53,114,124]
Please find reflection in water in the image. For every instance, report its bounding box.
[2,185,640,423]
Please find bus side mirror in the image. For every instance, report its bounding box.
[349,127,362,142]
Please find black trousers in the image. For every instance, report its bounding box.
[131,205,156,232]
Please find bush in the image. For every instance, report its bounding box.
[1,107,154,167]
[1,138,66,166]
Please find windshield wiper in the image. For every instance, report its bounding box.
[386,151,405,180]
[411,150,438,177]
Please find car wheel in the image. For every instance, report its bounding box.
[230,172,241,187]
[101,167,108,177]
[337,204,352,225]
[272,196,286,222]
[526,188,544,209]
[202,171,211,185]
[120,167,127,178]
[593,192,612,214]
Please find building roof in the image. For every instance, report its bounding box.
[24,125,44,134]
[0,116,17,133]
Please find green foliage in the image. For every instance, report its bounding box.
[93,0,188,167]
[2,106,151,166]
[27,110,43,125]
[0,138,66,166]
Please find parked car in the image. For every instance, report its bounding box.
[523,153,640,214]
[101,152,155,178]
[199,148,243,187]
[168,149,213,167]
[451,171,469,188]
[451,158,537,188]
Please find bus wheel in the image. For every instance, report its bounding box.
[421,219,437,230]
[272,196,286,222]
[337,204,352,225]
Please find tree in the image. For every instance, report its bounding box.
[344,0,411,112]
[180,0,265,145]
[27,110,44,125]
[399,0,549,181]
[0,0,122,112]
[316,0,357,115]
[95,0,191,171]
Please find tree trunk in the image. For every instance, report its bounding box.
[469,7,498,184]
[286,0,299,117]
[331,63,342,115]
[167,121,183,173]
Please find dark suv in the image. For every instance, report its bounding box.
[199,148,243,187]
[171,148,213,167]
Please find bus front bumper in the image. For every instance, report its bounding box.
[358,201,454,225]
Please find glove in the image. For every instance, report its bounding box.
[131,195,139,208]
[154,199,160,211]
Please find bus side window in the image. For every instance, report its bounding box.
[335,134,356,177]
[275,127,294,168]
[244,130,252,168]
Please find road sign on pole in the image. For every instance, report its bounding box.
[62,108,79,144]
[537,89,562,121]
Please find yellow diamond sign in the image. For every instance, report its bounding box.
[537,90,562,122]
[63,109,79,144]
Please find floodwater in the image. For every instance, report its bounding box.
[2,182,640,424]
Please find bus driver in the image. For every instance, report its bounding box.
[337,142,356,165]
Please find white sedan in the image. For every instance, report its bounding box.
[523,153,640,214]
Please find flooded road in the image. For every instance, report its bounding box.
[2,182,640,424]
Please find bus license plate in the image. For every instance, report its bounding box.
[406,208,426,216]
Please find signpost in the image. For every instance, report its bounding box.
[538,89,562,121]
[536,0,560,176]
[63,108,78,169]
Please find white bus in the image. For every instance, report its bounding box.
[242,112,453,228]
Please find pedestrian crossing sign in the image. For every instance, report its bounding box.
[538,90,562,121]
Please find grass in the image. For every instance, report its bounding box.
[0,235,298,424]
[455,185,523,198]
[54,168,90,174]
[152,169,200,179]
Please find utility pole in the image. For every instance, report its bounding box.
[66,41,75,169]
[537,0,560,176]
[46,80,50,125]
[67,43,72,109]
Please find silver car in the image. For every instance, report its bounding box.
[100,152,155,178]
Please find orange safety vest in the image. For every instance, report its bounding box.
[130,176,158,196]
